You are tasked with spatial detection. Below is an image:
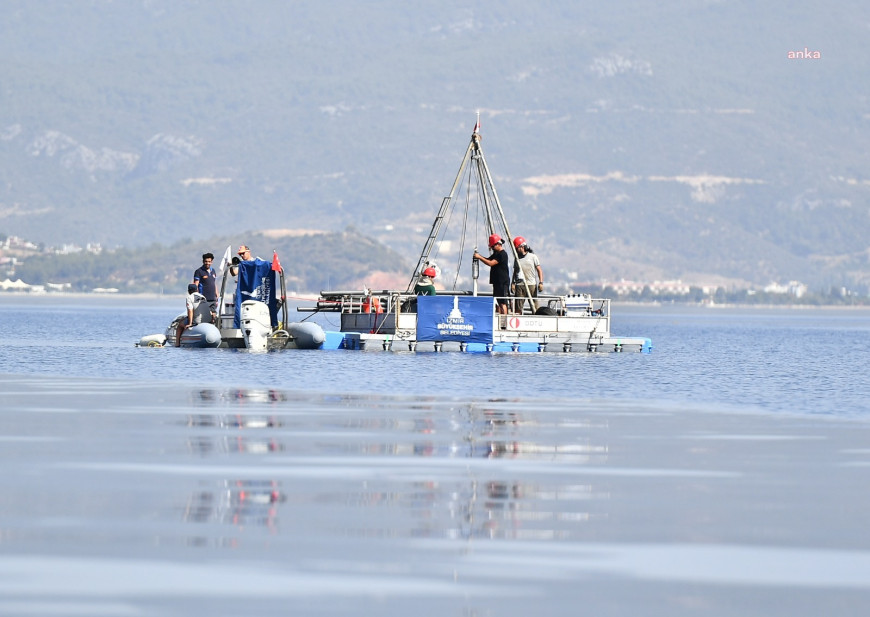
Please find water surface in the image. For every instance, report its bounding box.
[1,297,869,615]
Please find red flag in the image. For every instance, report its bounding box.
[271,250,282,272]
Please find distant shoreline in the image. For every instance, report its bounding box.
[0,291,323,302]
[0,291,174,301]
[614,300,870,310]
[1,291,868,310]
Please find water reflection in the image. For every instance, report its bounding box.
[177,388,610,542]
[183,480,285,530]
[185,434,284,456]
[185,412,284,455]
[182,389,292,537]
[442,479,605,541]
[470,441,607,460]
[194,388,288,405]
[186,414,282,428]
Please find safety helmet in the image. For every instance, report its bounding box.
[422,267,437,278]
[488,233,503,248]
[513,236,526,249]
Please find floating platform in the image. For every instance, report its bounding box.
[324,330,652,353]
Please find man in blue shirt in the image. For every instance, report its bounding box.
[193,253,218,316]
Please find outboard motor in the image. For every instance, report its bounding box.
[240,300,272,352]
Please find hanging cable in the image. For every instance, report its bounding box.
[453,163,475,290]
[430,177,459,270]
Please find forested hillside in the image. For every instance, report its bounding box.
[14,229,409,295]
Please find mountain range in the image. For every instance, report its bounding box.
[2,0,869,292]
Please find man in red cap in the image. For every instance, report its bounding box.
[473,234,510,315]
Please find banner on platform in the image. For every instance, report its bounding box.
[416,296,494,343]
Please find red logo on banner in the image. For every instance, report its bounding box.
[509,317,520,329]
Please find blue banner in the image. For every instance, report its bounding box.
[416,296,494,343]
[234,258,278,328]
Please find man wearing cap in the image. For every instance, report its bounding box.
[473,234,510,315]
[229,244,252,277]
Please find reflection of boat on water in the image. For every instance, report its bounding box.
[183,480,284,530]
[300,121,651,353]
[138,253,325,351]
[174,392,609,542]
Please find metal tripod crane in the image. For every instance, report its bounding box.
[406,117,531,300]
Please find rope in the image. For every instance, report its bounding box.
[453,164,474,290]
[429,165,470,275]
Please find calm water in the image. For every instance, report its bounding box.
[2,295,870,415]
[2,295,870,616]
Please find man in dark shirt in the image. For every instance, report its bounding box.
[193,253,218,317]
[473,234,510,315]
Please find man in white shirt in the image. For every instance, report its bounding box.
[511,237,544,314]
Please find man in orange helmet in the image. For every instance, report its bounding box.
[511,236,544,314]
[415,263,438,296]
[473,234,510,315]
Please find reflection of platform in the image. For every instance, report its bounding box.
[194,388,288,405]
[183,480,284,529]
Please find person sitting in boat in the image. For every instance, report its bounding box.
[175,284,214,347]
[473,234,510,315]
[511,236,544,314]
[414,264,438,296]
